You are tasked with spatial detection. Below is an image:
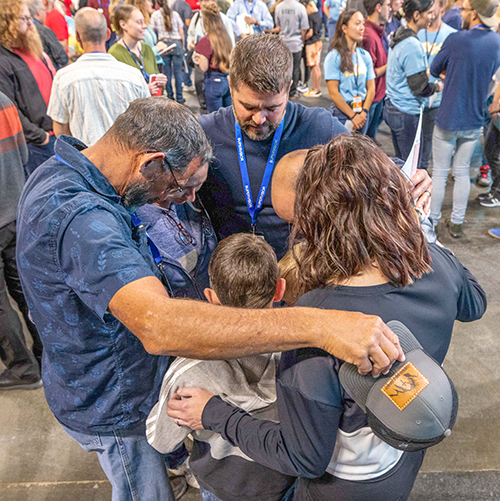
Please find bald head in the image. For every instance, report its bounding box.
[75,8,108,46]
[271,149,308,223]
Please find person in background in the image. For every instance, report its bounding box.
[188,0,236,113]
[43,0,69,51]
[324,10,376,133]
[0,91,43,390]
[126,0,164,71]
[0,0,56,176]
[109,5,167,96]
[323,0,346,47]
[87,0,115,47]
[429,0,500,238]
[152,0,185,104]
[442,0,463,28]
[28,0,68,68]
[384,0,442,166]
[417,0,456,169]
[171,0,194,89]
[301,0,323,97]
[194,4,233,112]
[47,8,150,146]
[384,0,402,42]
[275,0,310,97]
[363,0,390,140]
[226,0,274,36]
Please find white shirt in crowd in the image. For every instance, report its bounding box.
[47,53,150,146]
[187,9,236,48]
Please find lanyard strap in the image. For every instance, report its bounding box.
[235,118,284,228]
[122,40,150,83]
[471,24,491,30]
[244,0,256,16]
[424,26,442,58]
[352,49,360,95]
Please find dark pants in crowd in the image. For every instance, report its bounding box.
[195,65,208,114]
[302,46,311,85]
[0,221,41,378]
[327,18,337,49]
[366,98,385,141]
[484,122,500,196]
[25,134,56,177]
[421,106,439,170]
[204,72,232,113]
[291,51,302,97]
[383,99,423,167]
[162,41,184,103]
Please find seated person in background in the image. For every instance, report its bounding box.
[168,134,487,501]
[136,155,217,300]
[146,233,296,501]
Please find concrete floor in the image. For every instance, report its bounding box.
[1,55,499,501]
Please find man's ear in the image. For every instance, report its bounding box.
[273,278,286,303]
[204,288,222,305]
[76,31,82,46]
[106,27,111,42]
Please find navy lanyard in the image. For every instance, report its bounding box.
[235,118,284,230]
[122,40,150,83]
[424,25,441,58]
[352,49,361,94]
[244,0,256,16]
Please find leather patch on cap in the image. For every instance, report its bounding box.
[381,362,429,411]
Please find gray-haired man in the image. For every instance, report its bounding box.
[17,97,404,500]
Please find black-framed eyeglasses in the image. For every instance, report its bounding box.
[161,208,195,245]
[18,15,33,23]
[145,150,185,194]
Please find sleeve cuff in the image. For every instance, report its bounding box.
[201,395,238,432]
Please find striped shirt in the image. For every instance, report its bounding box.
[47,53,150,146]
[0,91,28,228]
[151,9,184,41]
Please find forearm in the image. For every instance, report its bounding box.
[375,64,387,78]
[53,121,71,136]
[329,88,355,118]
[363,81,375,110]
[407,70,439,97]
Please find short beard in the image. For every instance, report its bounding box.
[462,17,470,30]
[122,179,158,212]
[13,26,44,58]
[235,108,286,141]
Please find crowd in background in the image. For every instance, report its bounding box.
[0,0,498,499]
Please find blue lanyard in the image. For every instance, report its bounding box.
[471,24,490,30]
[235,118,284,229]
[122,40,150,83]
[352,49,360,95]
[424,26,441,58]
[244,0,256,16]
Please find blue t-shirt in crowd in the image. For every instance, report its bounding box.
[431,28,500,131]
[417,22,456,108]
[442,5,462,31]
[384,15,401,45]
[324,0,346,22]
[324,47,375,102]
[386,35,428,115]
[16,136,171,433]
[198,102,347,259]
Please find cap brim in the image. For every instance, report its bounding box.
[339,321,423,412]
[478,12,499,28]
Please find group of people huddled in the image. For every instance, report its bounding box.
[0,0,496,499]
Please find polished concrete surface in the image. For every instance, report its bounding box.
[1,61,499,501]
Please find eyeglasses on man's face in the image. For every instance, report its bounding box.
[19,15,33,23]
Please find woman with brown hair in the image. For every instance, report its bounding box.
[194,4,232,113]
[151,0,185,103]
[168,134,486,501]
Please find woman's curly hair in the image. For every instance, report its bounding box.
[290,134,432,291]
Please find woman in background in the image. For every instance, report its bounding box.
[194,4,232,113]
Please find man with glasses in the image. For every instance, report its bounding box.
[0,0,55,175]
[17,97,405,501]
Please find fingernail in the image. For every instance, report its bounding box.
[373,373,380,378]
[383,369,390,375]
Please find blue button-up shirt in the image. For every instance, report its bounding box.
[227,0,274,33]
[16,136,170,433]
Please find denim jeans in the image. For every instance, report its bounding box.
[0,222,40,376]
[25,134,56,177]
[430,125,481,225]
[327,18,337,48]
[484,121,500,197]
[366,99,385,140]
[420,106,438,170]
[204,72,232,113]
[383,100,422,166]
[62,421,176,501]
[161,41,184,103]
[330,103,369,135]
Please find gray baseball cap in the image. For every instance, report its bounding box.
[470,0,499,28]
[339,321,458,452]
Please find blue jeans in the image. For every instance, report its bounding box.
[25,134,56,177]
[330,103,369,135]
[383,100,422,166]
[161,41,184,103]
[365,99,385,140]
[430,125,481,225]
[62,422,176,501]
[327,18,337,49]
[204,72,232,113]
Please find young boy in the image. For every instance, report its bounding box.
[146,233,294,501]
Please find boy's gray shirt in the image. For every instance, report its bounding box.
[275,0,310,53]
[146,354,280,460]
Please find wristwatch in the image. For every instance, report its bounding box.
[362,108,369,114]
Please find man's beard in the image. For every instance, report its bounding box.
[236,109,286,141]
[122,179,158,212]
[13,26,44,58]
[462,16,470,30]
